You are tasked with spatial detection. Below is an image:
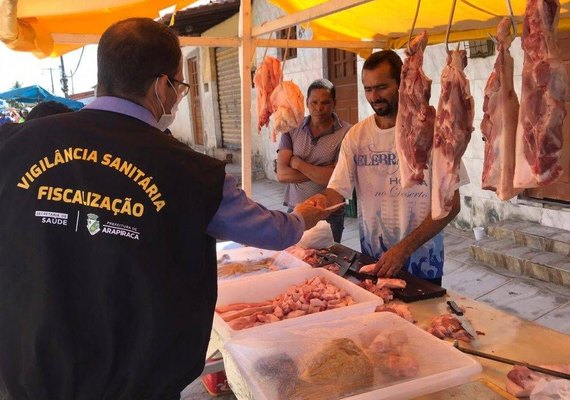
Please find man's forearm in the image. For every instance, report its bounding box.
[395,190,460,258]
[293,158,335,186]
[276,165,310,183]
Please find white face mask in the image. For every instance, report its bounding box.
[155,77,181,131]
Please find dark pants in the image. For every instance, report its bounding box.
[326,212,345,243]
[288,208,345,243]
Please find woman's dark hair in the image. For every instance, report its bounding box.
[97,18,181,98]
[362,50,403,85]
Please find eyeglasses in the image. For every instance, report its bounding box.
[169,77,191,97]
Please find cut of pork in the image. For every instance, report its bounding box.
[270,81,305,142]
[395,30,436,188]
[513,0,568,188]
[481,17,522,201]
[432,50,474,220]
[253,56,282,132]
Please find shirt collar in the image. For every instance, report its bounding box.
[84,96,159,129]
[304,113,343,143]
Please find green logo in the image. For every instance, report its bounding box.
[86,213,100,235]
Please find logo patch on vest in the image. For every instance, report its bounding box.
[86,213,101,235]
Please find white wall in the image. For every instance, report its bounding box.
[355,41,570,230]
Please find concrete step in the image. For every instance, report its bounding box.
[488,220,570,257]
[470,237,570,288]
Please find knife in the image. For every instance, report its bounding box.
[447,300,478,339]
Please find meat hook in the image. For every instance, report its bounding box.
[406,0,422,54]
[505,0,517,39]
[444,0,458,54]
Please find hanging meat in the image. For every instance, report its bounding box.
[481,17,522,201]
[395,30,436,189]
[513,0,568,188]
[270,81,305,142]
[431,50,474,220]
[254,56,282,132]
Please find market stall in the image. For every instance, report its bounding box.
[2,0,570,194]
[212,243,570,399]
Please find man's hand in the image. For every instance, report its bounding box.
[290,155,302,170]
[375,244,411,278]
[293,203,331,230]
[303,193,328,209]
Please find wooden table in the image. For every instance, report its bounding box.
[407,291,570,398]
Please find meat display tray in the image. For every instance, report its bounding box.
[213,267,382,340]
[223,312,481,400]
[327,244,447,303]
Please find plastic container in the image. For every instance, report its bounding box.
[214,268,382,341]
[224,312,482,400]
[216,247,310,282]
[473,226,486,240]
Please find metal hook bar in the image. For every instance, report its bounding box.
[445,0,458,54]
[505,0,517,38]
[407,0,422,53]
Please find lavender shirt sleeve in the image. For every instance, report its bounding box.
[206,174,305,250]
[277,131,293,151]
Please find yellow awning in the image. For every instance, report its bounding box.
[2,0,570,59]
[268,0,570,49]
[0,0,197,58]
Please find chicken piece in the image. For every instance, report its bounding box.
[215,300,273,314]
[395,30,436,188]
[270,81,305,141]
[379,351,420,378]
[514,0,567,188]
[228,314,260,330]
[360,279,394,302]
[425,314,472,342]
[254,56,282,131]
[286,245,317,265]
[375,303,415,323]
[376,278,407,290]
[481,17,522,201]
[432,50,474,220]
[218,304,275,322]
[506,364,570,397]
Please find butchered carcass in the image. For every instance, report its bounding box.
[431,50,474,220]
[481,17,522,201]
[254,56,282,132]
[270,81,305,141]
[395,30,436,188]
[513,0,568,188]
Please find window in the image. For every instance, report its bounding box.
[278,26,297,60]
[466,40,495,58]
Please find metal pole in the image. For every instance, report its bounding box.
[60,56,69,98]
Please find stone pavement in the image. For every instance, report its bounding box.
[181,178,570,400]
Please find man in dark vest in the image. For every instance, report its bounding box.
[0,18,328,400]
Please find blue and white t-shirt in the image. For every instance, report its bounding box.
[328,115,469,279]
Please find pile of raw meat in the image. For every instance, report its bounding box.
[216,276,355,331]
[254,56,305,141]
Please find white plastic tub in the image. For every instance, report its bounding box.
[214,267,382,341]
[223,312,482,400]
[216,247,310,282]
